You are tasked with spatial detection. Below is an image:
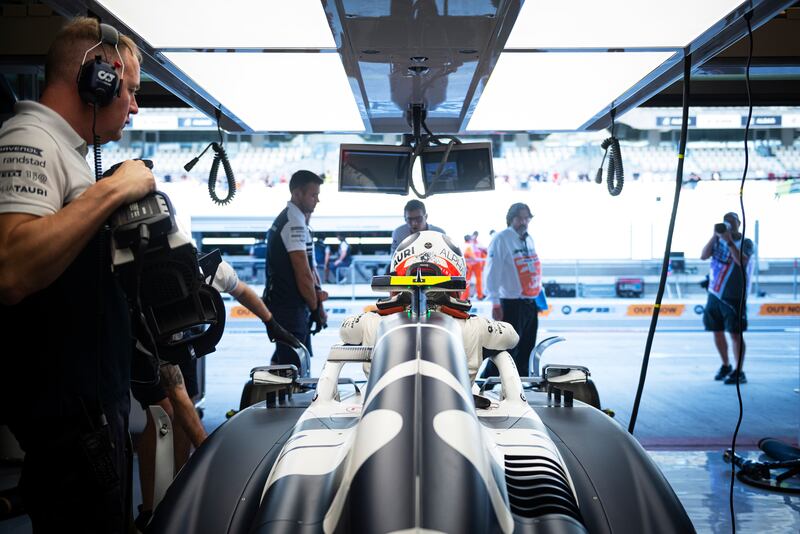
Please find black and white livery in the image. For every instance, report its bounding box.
[149,276,695,533]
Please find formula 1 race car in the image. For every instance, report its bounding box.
[148,275,694,533]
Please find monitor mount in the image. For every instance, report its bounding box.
[404,103,462,199]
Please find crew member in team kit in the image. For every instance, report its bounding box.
[483,203,542,377]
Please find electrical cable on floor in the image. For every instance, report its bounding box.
[628,54,692,435]
[729,11,755,534]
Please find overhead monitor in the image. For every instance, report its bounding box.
[420,142,494,195]
[339,144,412,195]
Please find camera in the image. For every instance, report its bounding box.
[714,222,730,234]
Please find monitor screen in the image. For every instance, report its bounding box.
[419,142,494,195]
[339,144,412,195]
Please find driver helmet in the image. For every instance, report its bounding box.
[391,230,466,278]
[384,230,471,317]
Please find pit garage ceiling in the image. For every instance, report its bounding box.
[3,1,799,133]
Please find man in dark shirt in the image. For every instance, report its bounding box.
[264,170,327,370]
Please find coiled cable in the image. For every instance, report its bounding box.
[183,107,236,205]
[206,141,235,205]
[598,135,624,196]
[92,103,102,181]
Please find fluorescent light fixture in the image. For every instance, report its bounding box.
[164,52,365,132]
[202,237,257,245]
[97,0,335,48]
[467,52,675,131]
[506,0,745,49]
[323,237,393,245]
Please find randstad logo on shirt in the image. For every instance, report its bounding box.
[2,155,46,168]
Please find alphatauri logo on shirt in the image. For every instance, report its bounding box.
[0,183,47,197]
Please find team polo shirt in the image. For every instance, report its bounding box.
[209,260,239,293]
[0,101,91,216]
[708,236,755,302]
[265,201,313,307]
[0,101,132,419]
[485,226,542,304]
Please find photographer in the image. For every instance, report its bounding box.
[0,18,154,532]
[700,212,755,385]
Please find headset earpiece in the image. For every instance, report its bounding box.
[76,22,122,107]
[77,56,119,106]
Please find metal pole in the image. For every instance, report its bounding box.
[794,258,798,300]
[351,260,356,301]
[574,260,580,298]
[754,220,760,297]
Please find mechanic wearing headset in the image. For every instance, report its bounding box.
[0,17,155,533]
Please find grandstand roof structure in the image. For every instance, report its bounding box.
[2,1,800,134]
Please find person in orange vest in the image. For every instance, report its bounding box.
[461,233,486,301]
[472,231,487,300]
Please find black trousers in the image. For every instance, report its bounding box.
[482,298,538,378]
[11,397,132,533]
[270,304,312,369]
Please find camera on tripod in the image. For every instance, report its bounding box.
[714,222,731,234]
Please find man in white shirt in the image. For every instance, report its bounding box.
[0,18,154,531]
[484,203,542,377]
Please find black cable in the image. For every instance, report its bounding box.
[596,110,624,196]
[92,103,102,181]
[128,223,161,386]
[207,142,235,205]
[183,107,236,205]
[91,101,103,416]
[408,144,426,199]
[409,119,462,199]
[628,54,692,435]
[729,12,754,534]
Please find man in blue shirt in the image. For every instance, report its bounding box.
[700,212,755,384]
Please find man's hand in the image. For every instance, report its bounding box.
[491,304,503,321]
[308,306,328,334]
[108,159,156,204]
[721,230,734,244]
[265,318,301,348]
